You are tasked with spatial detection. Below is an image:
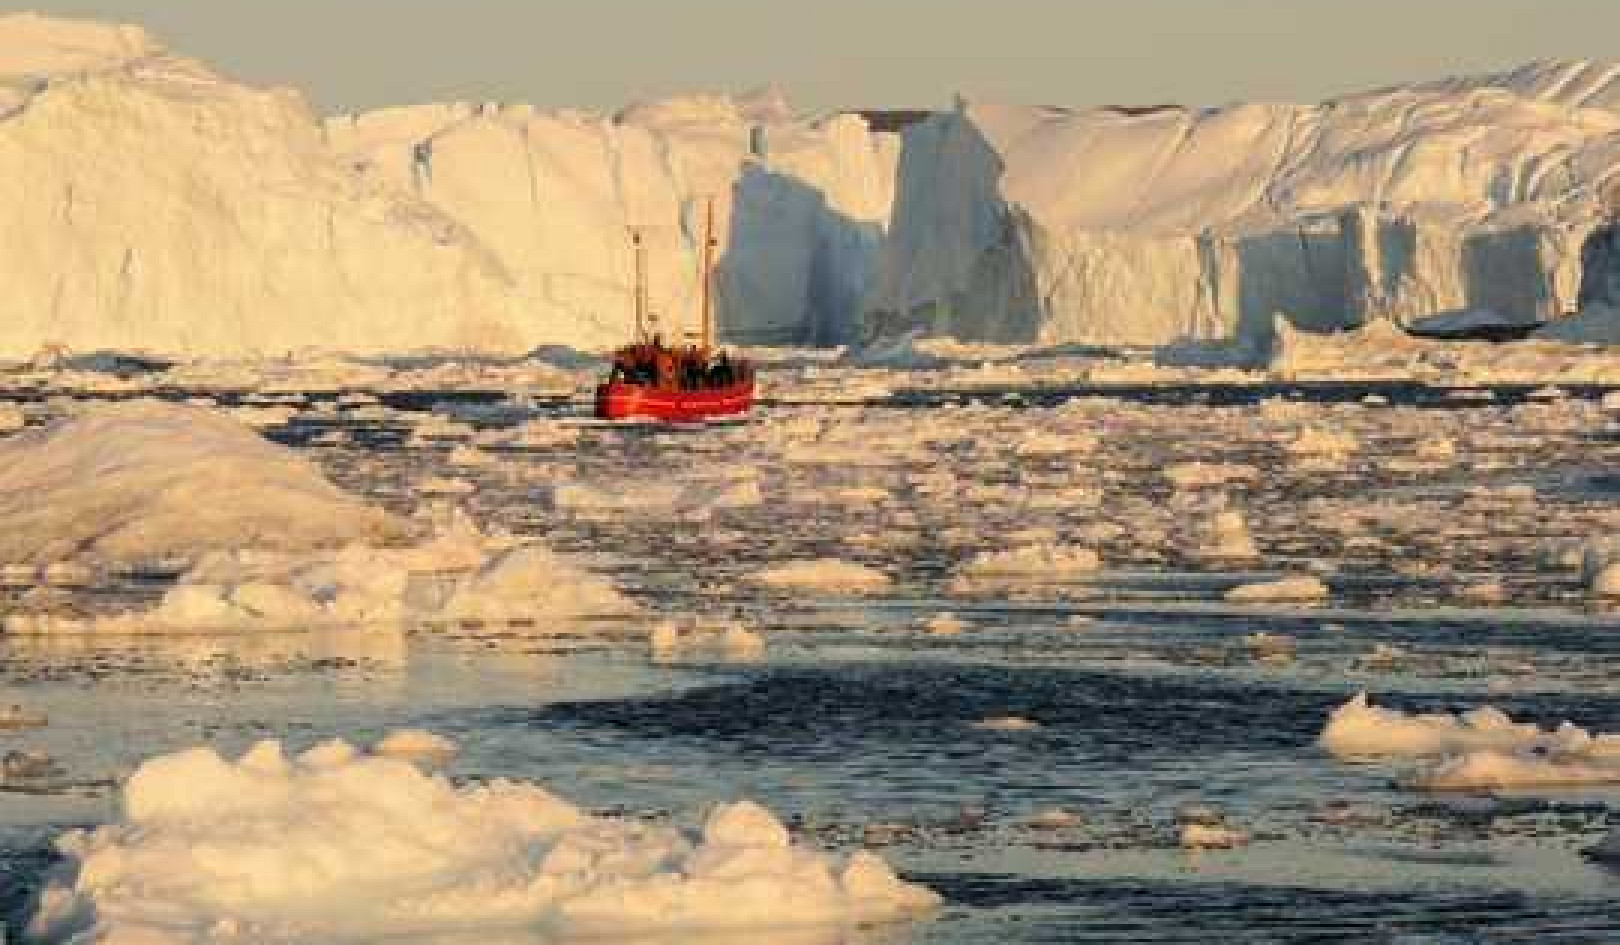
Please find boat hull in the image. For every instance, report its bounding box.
[594,380,755,422]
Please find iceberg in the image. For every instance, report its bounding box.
[0,14,898,358]
[867,67,1620,352]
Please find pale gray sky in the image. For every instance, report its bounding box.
[26,0,1620,113]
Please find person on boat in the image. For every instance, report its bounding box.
[655,345,677,390]
[710,351,734,387]
[684,346,707,390]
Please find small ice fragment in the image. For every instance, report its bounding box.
[0,705,47,729]
[3,748,60,780]
[972,716,1041,731]
[747,559,892,592]
[1025,808,1082,829]
[1224,575,1328,603]
[1180,823,1248,849]
[416,476,476,496]
[372,729,458,762]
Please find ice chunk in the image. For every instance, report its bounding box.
[958,543,1102,578]
[1409,748,1620,791]
[1179,823,1248,849]
[1317,693,1606,759]
[0,402,407,567]
[972,716,1042,731]
[1223,575,1328,603]
[7,523,636,634]
[868,81,1620,350]
[1196,509,1259,561]
[0,16,900,356]
[27,740,938,943]
[372,729,458,763]
[1287,428,1358,457]
[748,559,893,592]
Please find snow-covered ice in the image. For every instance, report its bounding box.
[1319,693,1579,759]
[747,559,893,592]
[25,739,939,943]
[1223,575,1329,604]
[1319,694,1620,790]
[869,70,1620,351]
[0,402,405,567]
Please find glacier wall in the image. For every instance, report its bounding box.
[867,78,1620,349]
[325,92,899,348]
[0,15,898,358]
[8,14,1620,358]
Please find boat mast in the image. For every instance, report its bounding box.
[698,195,717,350]
[631,228,650,342]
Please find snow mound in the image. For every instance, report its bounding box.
[0,402,405,566]
[26,739,939,943]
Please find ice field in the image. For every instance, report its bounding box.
[3,351,1620,942]
[9,10,1620,941]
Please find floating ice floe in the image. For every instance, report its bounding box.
[972,716,1042,731]
[921,612,969,635]
[1164,462,1258,489]
[1025,808,1082,829]
[1014,430,1099,457]
[1195,509,1260,562]
[0,704,47,728]
[957,543,1102,579]
[1318,694,1620,790]
[1318,693,1573,759]
[25,739,939,943]
[747,559,893,592]
[1286,428,1358,458]
[372,728,459,763]
[6,523,637,634]
[416,475,478,496]
[1581,536,1620,597]
[1411,749,1620,791]
[1179,823,1248,850]
[1223,575,1329,603]
[551,475,762,519]
[649,618,766,660]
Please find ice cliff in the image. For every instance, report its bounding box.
[0,14,897,357]
[867,62,1620,349]
[325,89,898,348]
[13,13,1620,356]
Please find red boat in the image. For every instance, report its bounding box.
[594,376,755,422]
[594,198,756,422]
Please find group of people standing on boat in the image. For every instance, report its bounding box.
[608,337,752,391]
